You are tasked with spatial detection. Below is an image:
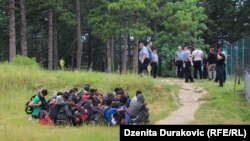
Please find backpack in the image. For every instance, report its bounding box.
[25,94,47,114]
[25,95,37,114]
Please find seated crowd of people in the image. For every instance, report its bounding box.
[26,84,149,126]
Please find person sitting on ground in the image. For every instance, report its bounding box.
[89,88,98,106]
[49,93,67,121]
[69,88,79,101]
[73,87,78,93]
[103,99,118,125]
[115,91,122,101]
[97,93,104,108]
[53,93,79,125]
[77,84,91,98]
[115,95,131,125]
[129,90,142,110]
[81,90,89,101]
[122,92,130,108]
[84,84,91,92]
[82,95,99,120]
[44,91,62,111]
[103,92,115,106]
[28,89,48,119]
[114,87,123,94]
[129,94,149,123]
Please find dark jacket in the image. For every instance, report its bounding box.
[129,94,148,118]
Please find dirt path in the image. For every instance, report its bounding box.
[155,80,206,124]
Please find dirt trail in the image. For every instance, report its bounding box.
[155,80,206,124]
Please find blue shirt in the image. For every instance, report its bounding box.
[183,50,191,61]
[103,108,117,122]
[176,51,183,61]
[139,47,149,62]
[152,53,158,63]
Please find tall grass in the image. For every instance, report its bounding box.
[193,79,250,124]
[0,62,179,141]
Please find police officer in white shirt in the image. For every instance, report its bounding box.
[192,47,203,79]
[139,41,150,74]
[151,49,158,78]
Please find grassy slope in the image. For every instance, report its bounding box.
[0,63,179,141]
[193,79,250,124]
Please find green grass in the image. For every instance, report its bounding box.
[193,79,250,124]
[0,63,179,141]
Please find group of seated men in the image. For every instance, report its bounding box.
[27,84,149,126]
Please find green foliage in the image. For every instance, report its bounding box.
[108,0,146,11]
[87,1,121,41]
[11,55,40,69]
[198,0,250,47]
[0,8,8,29]
[58,11,76,25]
[155,0,208,48]
[28,0,76,25]
[88,0,152,41]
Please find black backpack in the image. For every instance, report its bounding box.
[25,94,47,114]
[25,95,37,114]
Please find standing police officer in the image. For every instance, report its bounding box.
[139,41,150,74]
[216,48,226,87]
[183,46,194,83]
[175,46,184,78]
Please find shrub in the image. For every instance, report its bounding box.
[11,55,40,69]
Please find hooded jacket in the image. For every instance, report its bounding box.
[129,94,148,117]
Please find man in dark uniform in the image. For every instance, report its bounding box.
[216,48,226,87]
[183,46,194,83]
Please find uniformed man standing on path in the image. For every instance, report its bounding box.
[216,48,226,87]
[183,46,194,83]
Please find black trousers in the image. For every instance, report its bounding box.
[203,65,208,79]
[139,58,150,74]
[193,60,202,79]
[184,61,194,82]
[216,65,225,86]
[151,62,158,78]
[176,60,183,78]
[215,63,226,83]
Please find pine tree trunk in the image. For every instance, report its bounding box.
[76,0,83,69]
[153,21,157,34]
[71,41,76,69]
[9,0,16,61]
[106,38,111,73]
[133,11,139,73]
[111,36,114,72]
[88,34,92,69]
[20,0,27,56]
[48,9,53,70]
[122,29,128,73]
[53,12,58,69]
[133,37,139,73]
